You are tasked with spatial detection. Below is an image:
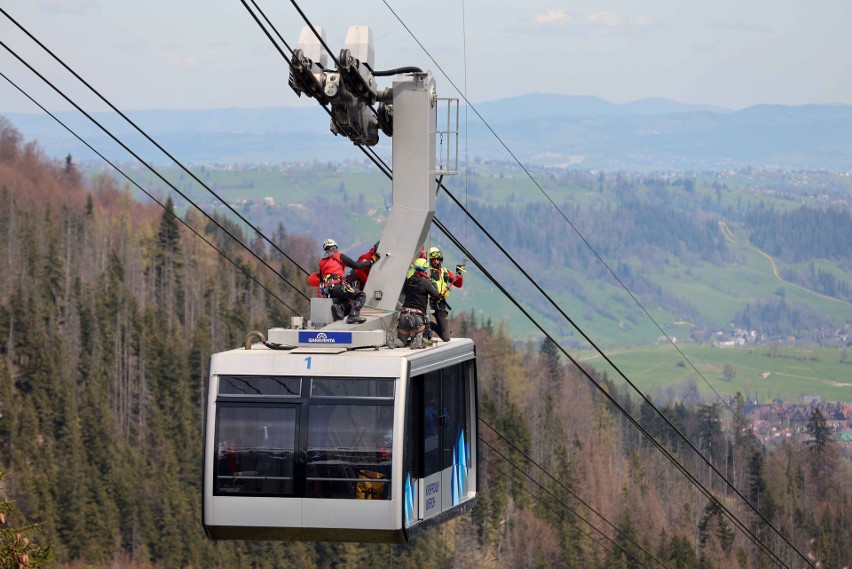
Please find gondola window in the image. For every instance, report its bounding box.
[214,405,297,496]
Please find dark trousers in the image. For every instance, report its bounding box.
[329,284,365,313]
[397,312,426,345]
[430,301,450,342]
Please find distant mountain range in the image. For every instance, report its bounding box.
[4,94,852,171]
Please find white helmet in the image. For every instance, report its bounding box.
[323,238,338,251]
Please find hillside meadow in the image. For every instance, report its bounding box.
[577,343,852,403]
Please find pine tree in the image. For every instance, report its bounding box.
[539,337,562,384]
[0,473,54,568]
[603,512,645,569]
[153,196,185,323]
[746,450,776,541]
[805,407,838,496]
[729,392,753,451]
[661,533,699,568]
[697,403,723,467]
[806,407,831,452]
[698,499,734,554]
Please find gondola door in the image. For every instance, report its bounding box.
[404,361,472,528]
[421,370,444,520]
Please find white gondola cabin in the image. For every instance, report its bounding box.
[202,335,477,542]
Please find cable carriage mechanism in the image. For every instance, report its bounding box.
[202,25,477,543]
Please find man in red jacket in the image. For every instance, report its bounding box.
[350,241,380,290]
[318,239,376,324]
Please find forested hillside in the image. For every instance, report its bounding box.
[1,120,850,568]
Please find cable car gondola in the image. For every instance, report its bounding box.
[202,334,477,542]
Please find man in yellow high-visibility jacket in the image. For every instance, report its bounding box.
[427,247,465,342]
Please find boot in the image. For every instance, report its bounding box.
[331,302,346,321]
[386,333,404,349]
[409,331,425,349]
[347,310,366,324]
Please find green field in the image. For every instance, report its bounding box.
[455,271,852,403]
[575,343,852,403]
[642,244,852,331]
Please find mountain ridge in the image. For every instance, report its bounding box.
[4,94,851,170]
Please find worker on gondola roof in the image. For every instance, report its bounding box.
[318,238,377,324]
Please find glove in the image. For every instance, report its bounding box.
[455,264,466,274]
[371,253,380,263]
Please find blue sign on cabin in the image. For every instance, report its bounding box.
[298,331,353,345]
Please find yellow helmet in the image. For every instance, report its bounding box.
[428,247,442,260]
[413,258,429,272]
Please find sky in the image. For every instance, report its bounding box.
[1,0,852,116]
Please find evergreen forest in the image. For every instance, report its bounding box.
[0,120,850,568]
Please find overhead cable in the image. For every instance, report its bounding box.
[434,182,809,567]
[379,0,779,478]
[241,0,293,65]
[282,65,798,561]
[479,445,656,569]
[431,216,792,568]
[0,37,311,309]
[0,70,302,316]
[0,7,311,279]
[291,34,800,566]
[377,0,806,560]
[338,132,794,567]
[481,419,667,569]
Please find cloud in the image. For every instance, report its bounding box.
[628,16,656,28]
[535,9,570,25]
[586,11,620,28]
[166,55,199,68]
[527,9,663,35]
[40,0,98,15]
